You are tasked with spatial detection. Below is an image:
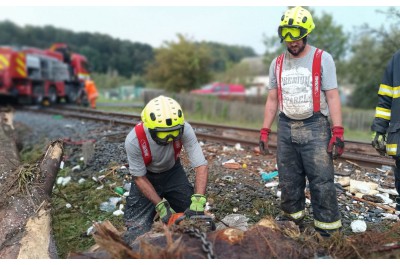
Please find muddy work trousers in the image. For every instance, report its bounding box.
[277,113,342,232]
[123,159,194,242]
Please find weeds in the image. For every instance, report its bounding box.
[17,164,38,193]
[51,164,127,258]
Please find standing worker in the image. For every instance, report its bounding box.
[84,79,99,109]
[371,49,400,212]
[123,95,209,242]
[259,6,344,237]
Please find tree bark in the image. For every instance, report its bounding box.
[0,107,63,258]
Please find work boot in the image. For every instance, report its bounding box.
[315,227,341,238]
[275,214,304,224]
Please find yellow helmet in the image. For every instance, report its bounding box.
[141,95,185,145]
[278,6,315,42]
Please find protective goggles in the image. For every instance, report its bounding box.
[278,26,308,42]
[149,125,184,145]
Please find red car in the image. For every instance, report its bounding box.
[191,82,245,99]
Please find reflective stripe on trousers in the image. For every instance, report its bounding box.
[277,113,342,228]
[283,209,305,221]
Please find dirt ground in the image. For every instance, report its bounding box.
[7,110,400,259]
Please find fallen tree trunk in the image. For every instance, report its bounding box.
[0,107,20,203]
[0,109,64,259]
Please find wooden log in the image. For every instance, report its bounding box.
[0,107,20,195]
[40,140,64,196]
[345,193,396,213]
[0,130,64,258]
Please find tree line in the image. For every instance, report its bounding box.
[0,20,254,80]
[1,7,400,108]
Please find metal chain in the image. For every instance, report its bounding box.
[185,227,215,259]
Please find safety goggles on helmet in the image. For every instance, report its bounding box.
[149,124,184,145]
[278,25,308,42]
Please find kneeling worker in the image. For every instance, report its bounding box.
[123,95,209,242]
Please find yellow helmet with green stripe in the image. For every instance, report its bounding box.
[141,95,185,145]
[278,6,315,42]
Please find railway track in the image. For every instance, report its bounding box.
[21,105,395,168]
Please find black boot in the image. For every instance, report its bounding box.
[315,227,341,238]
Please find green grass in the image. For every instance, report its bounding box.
[51,165,126,258]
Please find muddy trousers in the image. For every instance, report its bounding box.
[277,113,342,233]
[123,159,194,242]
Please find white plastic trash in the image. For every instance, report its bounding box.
[351,220,367,233]
[113,204,124,216]
[265,182,279,188]
[71,165,81,172]
[380,213,399,221]
[375,194,393,204]
[57,176,71,186]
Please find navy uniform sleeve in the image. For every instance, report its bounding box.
[371,54,396,134]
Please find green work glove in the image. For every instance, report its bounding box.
[184,194,206,218]
[371,131,386,156]
[155,198,176,224]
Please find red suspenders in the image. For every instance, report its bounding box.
[276,48,323,113]
[312,49,323,112]
[134,122,182,166]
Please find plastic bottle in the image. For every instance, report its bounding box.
[99,202,116,212]
[114,187,124,195]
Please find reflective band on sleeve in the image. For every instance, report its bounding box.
[386,144,397,156]
[286,210,305,220]
[314,219,342,230]
[378,84,393,97]
[375,107,391,120]
[392,86,400,99]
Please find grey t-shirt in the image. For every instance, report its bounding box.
[269,46,338,120]
[125,122,207,177]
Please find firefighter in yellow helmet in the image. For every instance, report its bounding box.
[123,95,209,243]
[84,79,98,109]
[260,6,344,237]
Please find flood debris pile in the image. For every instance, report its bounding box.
[7,110,400,258]
[70,218,317,259]
[69,217,400,259]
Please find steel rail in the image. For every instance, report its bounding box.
[22,105,395,168]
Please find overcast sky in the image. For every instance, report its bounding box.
[1,1,398,55]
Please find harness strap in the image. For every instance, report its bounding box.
[276,53,285,112]
[135,122,152,165]
[173,139,182,161]
[276,48,323,113]
[312,48,323,112]
[135,122,182,166]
